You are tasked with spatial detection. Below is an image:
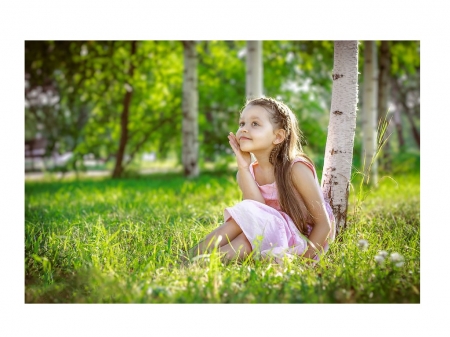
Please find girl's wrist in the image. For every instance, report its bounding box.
[237,166,251,173]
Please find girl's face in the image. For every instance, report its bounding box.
[236,105,282,154]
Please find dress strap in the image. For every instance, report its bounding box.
[248,160,257,179]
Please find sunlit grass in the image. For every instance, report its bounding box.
[25,170,420,303]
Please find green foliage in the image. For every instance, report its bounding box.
[390,41,420,76]
[263,41,335,158]
[355,41,420,168]
[25,40,420,175]
[197,41,246,161]
[25,170,419,303]
[26,41,184,169]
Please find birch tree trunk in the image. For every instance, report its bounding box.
[378,40,391,171]
[321,41,359,235]
[112,41,137,179]
[182,41,199,178]
[362,41,378,186]
[392,77,420,149]
[246,41,263,100]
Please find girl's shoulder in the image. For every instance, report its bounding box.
[291,156,316,179]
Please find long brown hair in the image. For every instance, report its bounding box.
[243,97,314,236]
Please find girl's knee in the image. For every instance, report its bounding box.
[224,218,243,234]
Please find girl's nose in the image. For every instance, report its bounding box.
[237,127,247,135]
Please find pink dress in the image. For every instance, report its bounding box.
[224,157,335,262]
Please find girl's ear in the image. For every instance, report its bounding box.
[273,129,286,145]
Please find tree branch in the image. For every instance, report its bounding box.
[123,114,177,167]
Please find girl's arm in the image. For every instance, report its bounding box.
[236,168,265,203]
[228,132,265,203]
[291,162,332,259]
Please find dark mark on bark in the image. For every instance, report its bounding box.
[333,110,343,115]
[332,74,344,80]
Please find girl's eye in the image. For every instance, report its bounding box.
[239,121,259,127]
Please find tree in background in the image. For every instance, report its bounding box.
[25,41,418,179]
[391,71,420,149]
[197,41,246,163]
[377,41,420,172]
[112,41,137,178]
[321,41,359,235]
[246,41,263,100]
[182,41,199,178]
[67,41,183,176]
[263,41,335,165]
[25,41,97,170]
[361,40,378,186]
[377,40,392,171]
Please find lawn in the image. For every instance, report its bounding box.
[25,169,420,303]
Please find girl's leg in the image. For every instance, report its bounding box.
[219,232,252,261]
[189,218,243,257]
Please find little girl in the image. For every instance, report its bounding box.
[189,97,335,262]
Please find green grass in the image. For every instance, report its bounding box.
[25,170,420,303]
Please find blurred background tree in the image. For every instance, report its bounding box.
[25,40,420,179]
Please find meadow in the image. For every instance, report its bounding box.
[25,168,420,303]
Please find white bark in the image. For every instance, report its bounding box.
[321,41,359,235]
[182,41,199,178]
[362,41,378,186]
[246,41,263,100]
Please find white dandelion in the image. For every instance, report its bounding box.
[374,254,385,265]
[390,252,405,267]
[358,239,369,251]
[378,250,389,258]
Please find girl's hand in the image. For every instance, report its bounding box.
[228,132,251,170]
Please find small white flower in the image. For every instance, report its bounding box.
[378,250,388,258]
[390,252,403,262]
[390,252,405,267]
[358,239,369,251]
[374,255,385,264]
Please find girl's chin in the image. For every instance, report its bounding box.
[239,145,252,152]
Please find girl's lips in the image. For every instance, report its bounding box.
[239,137,251,141]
